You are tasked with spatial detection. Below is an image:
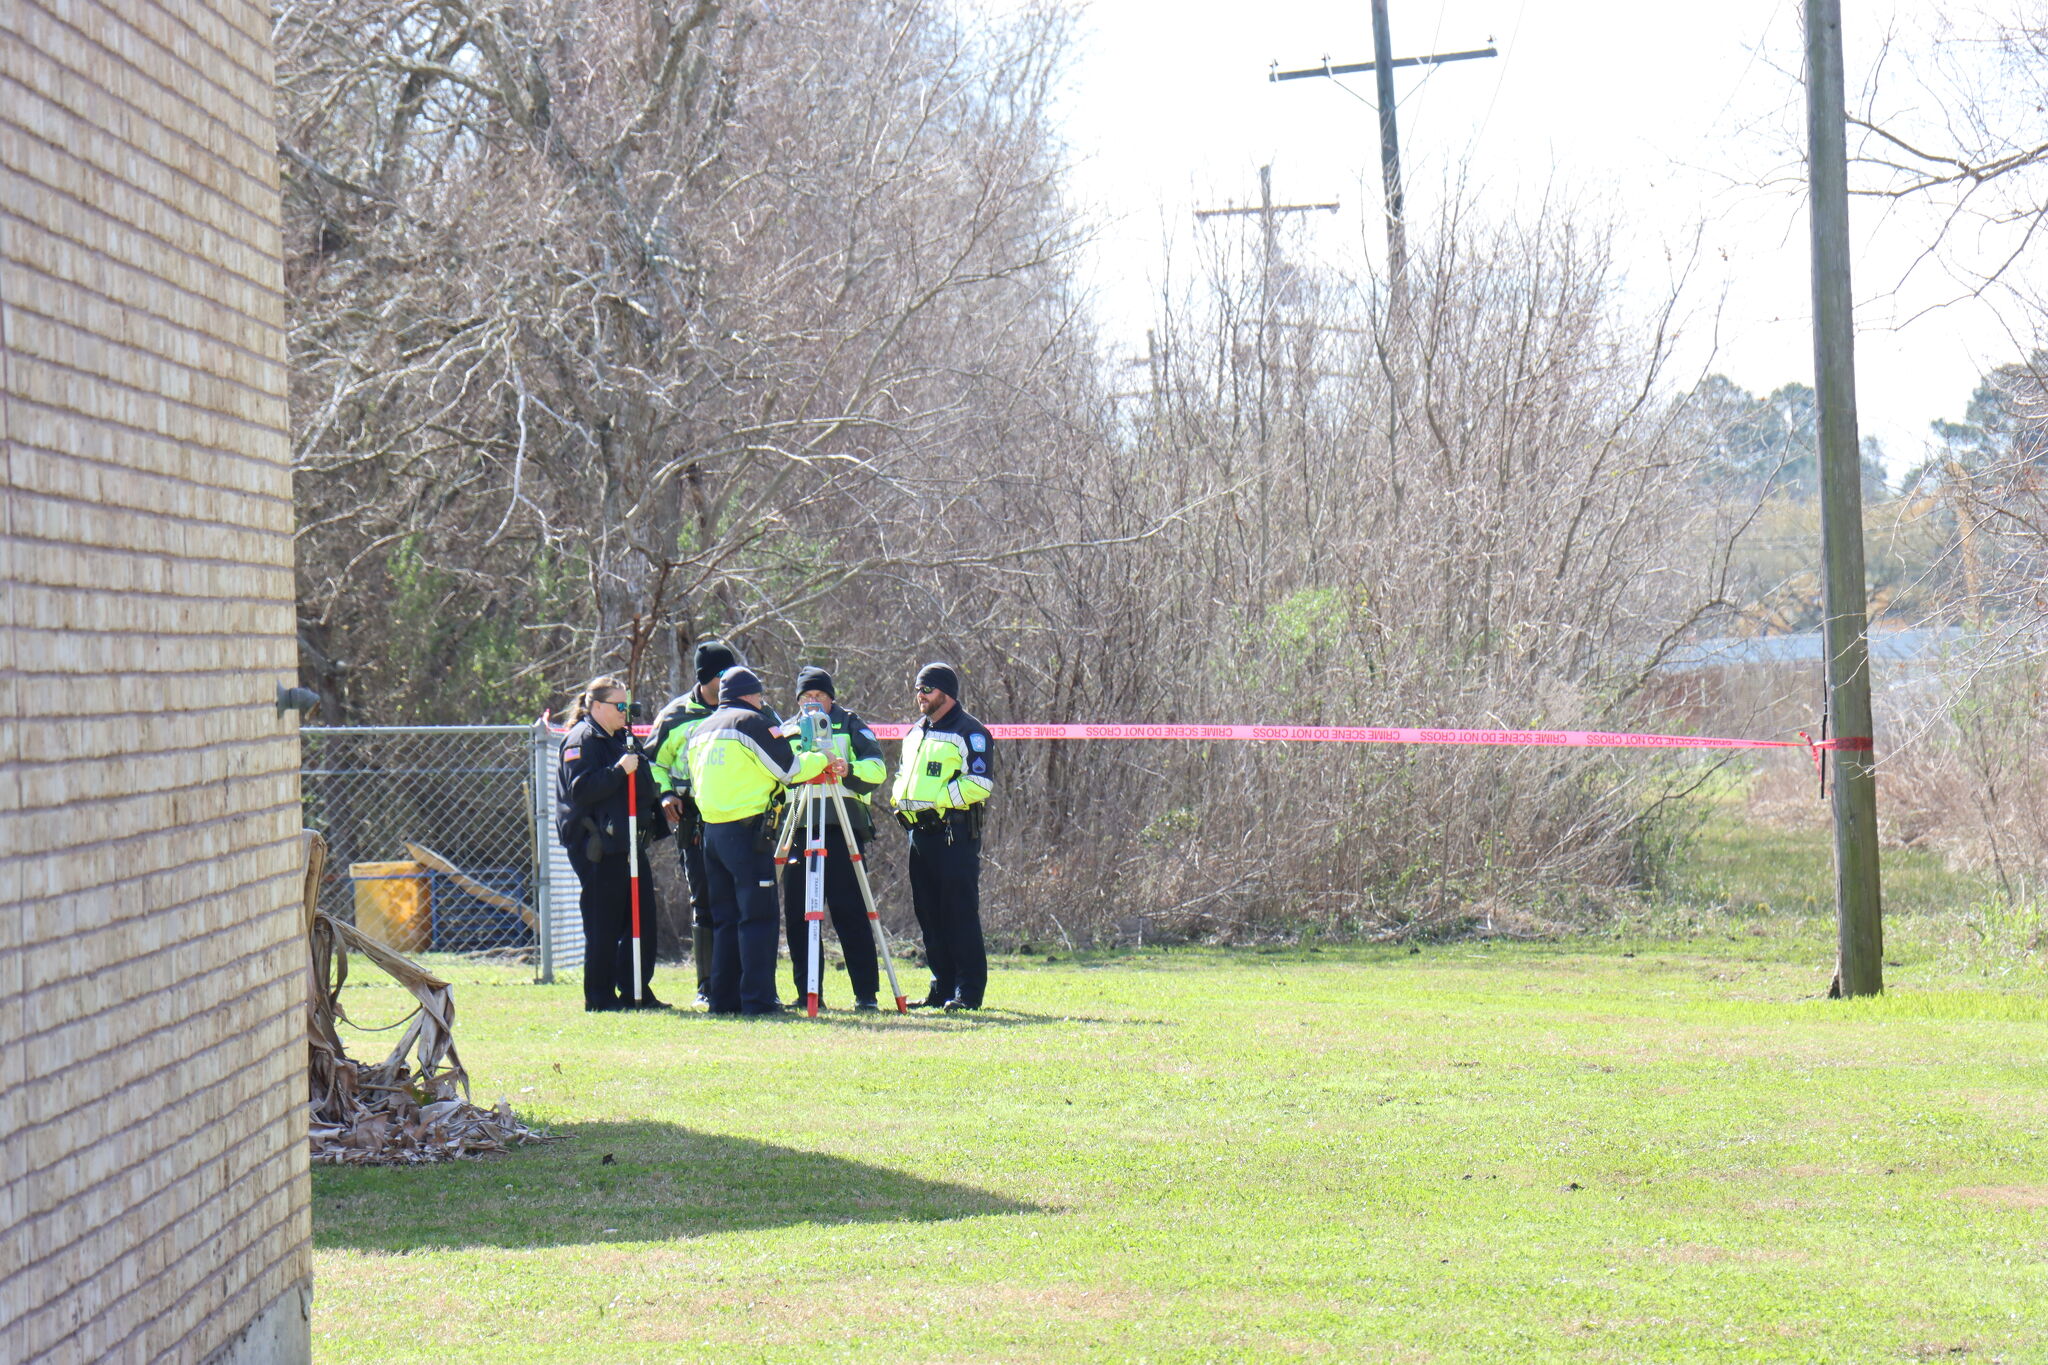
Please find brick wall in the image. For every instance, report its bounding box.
[0,2,311,1362]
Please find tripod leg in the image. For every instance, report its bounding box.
[832,789,907,1013]
[772,797,801,869]
[804,788,824,1017]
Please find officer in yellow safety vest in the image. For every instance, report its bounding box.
[687,666,841,1015]
[647,639,741,1007]
[889,662,994,1010]
[779,666,889,1010]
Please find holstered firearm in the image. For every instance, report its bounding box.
[894,806,945,833]
[753,802,784,853]
[670,792,703,846]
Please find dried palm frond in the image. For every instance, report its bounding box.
[303,830,556,1165]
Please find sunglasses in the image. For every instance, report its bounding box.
[916,685,940,694]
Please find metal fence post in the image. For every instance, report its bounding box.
[530,719,556,984]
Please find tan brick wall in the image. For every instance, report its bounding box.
[0,1,311,1362]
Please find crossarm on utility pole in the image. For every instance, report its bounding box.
[1267,45,1497,82]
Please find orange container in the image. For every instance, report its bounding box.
[347,861,430,951]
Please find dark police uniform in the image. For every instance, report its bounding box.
[890,703,994,1008]
[779,702,889,1007]
[554,715,669,1011]
[648,686,718,998]
[687,687,829,1014]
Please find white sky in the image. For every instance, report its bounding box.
[1039,0,2039,480]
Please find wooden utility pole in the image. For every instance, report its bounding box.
[1804,0,1884,997]
[1368,0,1405,281]
[1111,329,1172,418]
[1195,166,1340,588]
[1194,163,1341,377]
[1270,7,1495,289]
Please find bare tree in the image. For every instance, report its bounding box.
[856,194,1749,944]
[282,7,1819,944]
[281,0,1096,717]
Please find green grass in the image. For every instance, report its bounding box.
[1632,801,2047,985]
[311,816,2048,1363]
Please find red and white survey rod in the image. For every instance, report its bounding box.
[626,753,643,1004]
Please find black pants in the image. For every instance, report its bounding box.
[702,817,782,1014]
[781,821,881,1005]
[908,824,985,1007]
[678,837,713,995]
[565,842,659,1010]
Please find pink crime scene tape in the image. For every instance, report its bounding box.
[564,718,1866,761]
[866,721,1868,754]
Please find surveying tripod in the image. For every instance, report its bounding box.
[769,701,909,1016]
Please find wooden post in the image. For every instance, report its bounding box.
[1804,0,1884,996]
[1369,0,1407,287]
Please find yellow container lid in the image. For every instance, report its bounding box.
[348,861,425,878]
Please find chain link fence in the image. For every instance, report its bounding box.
[300,722,915,983]
[300,726,541,958]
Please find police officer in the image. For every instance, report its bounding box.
[648,640,741,1007]
[554,674,670,1011]
[779,666,890,1011]
[687,666,843,1015]
[890,662,994,1010]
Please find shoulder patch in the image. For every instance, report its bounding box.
[562,746,581,762]
[969,756,988,775]
[860,728,876,742]
[968,732,987,752]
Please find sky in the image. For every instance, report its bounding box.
[1032,0,2040,481]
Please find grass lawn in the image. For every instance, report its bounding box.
[311,819,2048,1362]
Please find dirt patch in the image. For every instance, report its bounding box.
[1955,1089,2048,1121]
[1947,1185,2048,1209]
[1641,1242,1813,1267]
[979,1282,1159,1320]
[1661,1244,1731,1264]
[1747,1196,1814,1212]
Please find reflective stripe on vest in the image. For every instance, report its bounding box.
[689,723,825,821]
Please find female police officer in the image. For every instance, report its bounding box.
[555,674,670,1011]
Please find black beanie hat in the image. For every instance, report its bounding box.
[694,640,740,684]
[717,665,764,704]
[916,661,959,699]
[795,665,836,699]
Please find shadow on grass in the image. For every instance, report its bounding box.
[800,1006,1170,1030]
[313,1121,1046,1251]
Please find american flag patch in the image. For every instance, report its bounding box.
[563,746,581,761]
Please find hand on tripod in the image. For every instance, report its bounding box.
[825,756,849,782]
